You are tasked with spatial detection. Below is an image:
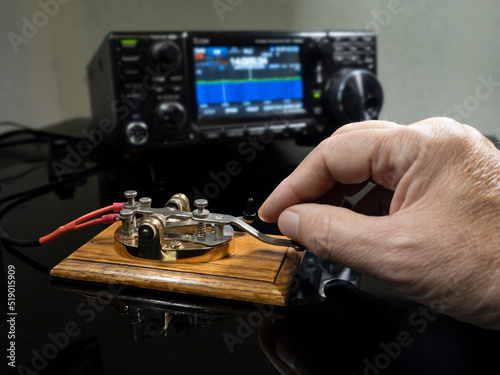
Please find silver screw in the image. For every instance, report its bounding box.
[124,190,137,203]
[124,190,138,209]
[193,199,209,218]
[170,240,182,249]
[119,208,134,219]
[139,197,152,209]
[119,209,134,238]
[193,199,209,237]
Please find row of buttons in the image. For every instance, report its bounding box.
[121,72,185,94]
[334,53,375,65]
[330,36,374,43]
[117,40,145,80]
[333,42,374,52]
[201,123,307,141]
[117,39,144,75]
[126,122,310,146]
[330,36,375,68]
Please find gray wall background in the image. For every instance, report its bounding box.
[1,0,499,137]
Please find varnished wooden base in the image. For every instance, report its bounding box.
[50,223,303,306]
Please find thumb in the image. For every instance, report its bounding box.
[278,203,401,277]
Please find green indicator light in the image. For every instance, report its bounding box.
[313,92,322,99]
[121,39,138,45]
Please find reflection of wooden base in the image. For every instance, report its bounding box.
[50,223,302,306]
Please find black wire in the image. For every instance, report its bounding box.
[1,241,50,275]
[0,130,39,143]
[0,194,45,246]
[0,164,101,207]
[0,128,81,145]
[0,163,45,183]
[0,164,102,247]
[0,121,31,129]
[0,139,39,148]
[0,121,106,247]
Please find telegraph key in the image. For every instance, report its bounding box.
[50,191,305,306]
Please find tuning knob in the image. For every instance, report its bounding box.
[155,102,186,130]
[150,41,181,71]
[326,68,383,123]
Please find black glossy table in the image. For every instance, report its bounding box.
[1,132,498,375]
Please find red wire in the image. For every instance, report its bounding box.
[75,218,103,229]
[75,205,113,225]
[39,204,123,245]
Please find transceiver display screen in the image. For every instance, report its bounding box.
[193,45,305,121]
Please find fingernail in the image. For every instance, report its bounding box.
[257,209,268,223]
[278,209,299,239]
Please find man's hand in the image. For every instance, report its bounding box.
[259,117,500,329]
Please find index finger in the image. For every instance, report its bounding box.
[258,121,412,222]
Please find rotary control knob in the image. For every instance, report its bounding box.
[125,122,148,146]
[316,38,333,57]
[325,68,383,123]
[155,102,186,130]
[150,41,181,71]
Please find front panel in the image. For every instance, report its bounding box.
[87,31,381,152]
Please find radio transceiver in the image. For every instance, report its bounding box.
[87,31,383,152]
